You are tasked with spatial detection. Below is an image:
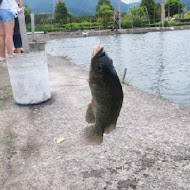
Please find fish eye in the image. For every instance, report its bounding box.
[97,65,103,72]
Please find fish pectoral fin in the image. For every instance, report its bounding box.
[85,102,95,123]
[104,124,116,134]
[80,125,103,146]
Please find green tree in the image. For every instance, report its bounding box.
[154,3,161,22]
[129,6,148,27]
[35,14,53,25]
[24,4,32,24]
[96,0,113,15]
[165,0,184,17]
[140,0,156,23]
[54,1,68,24]
[98,5,113,28]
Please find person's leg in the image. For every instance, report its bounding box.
[116,22,119,31]
[13,17,22,54]
[4,19,15,56]
[111,26,114,31]
[111,24,115,31]
[13,34,22,53]
[15,48,21,53]
[0,22,6,58]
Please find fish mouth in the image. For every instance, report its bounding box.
[92,45,104,58]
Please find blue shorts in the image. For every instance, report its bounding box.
[0,9,16,23]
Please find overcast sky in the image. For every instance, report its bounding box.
[121,0,140,4]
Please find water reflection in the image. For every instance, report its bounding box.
[46,30,190,107]
[152,32,166,96]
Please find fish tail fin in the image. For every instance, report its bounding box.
[80,125,103,146]
[105,124,116,134]
[86,102,95,123]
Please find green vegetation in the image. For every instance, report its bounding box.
[140,0,156,23]
[184,11,190,18]
[159,19,190,27]
[24,0,190,33]
[26,21,102,33]
[120,0,161,28]
[162,20,180,26]
[96,0,114,28]
[127,6,149,27]
[165,0,184,17]
[123,80,131,86]
[96,0,113,14]
[64,22,101,30]
[54,1,68,24]
[6,138,15,145]
[98,5,113,28]
[154,3,161,23]
[24,4,32,24]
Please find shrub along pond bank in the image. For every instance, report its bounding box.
[26,20,190,33]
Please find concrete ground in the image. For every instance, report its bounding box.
[0,55,190,190]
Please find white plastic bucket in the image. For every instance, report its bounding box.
[7,52,51,105]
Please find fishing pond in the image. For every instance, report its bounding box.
[46,30,190,108]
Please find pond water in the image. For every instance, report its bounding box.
[46,30,190,108]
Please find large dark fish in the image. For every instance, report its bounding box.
[80,45,123,145]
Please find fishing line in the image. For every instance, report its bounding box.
[98,11,101,45]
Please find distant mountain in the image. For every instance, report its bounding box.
[22,0,190,15]
[22,0,136,15]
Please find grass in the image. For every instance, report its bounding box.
[60,55,69,60]
[5,138,15,145]
[26,22,102,33]
[123,80,131,86]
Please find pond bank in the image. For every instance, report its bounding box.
[0,55,190,189]
[28,25,190,42]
